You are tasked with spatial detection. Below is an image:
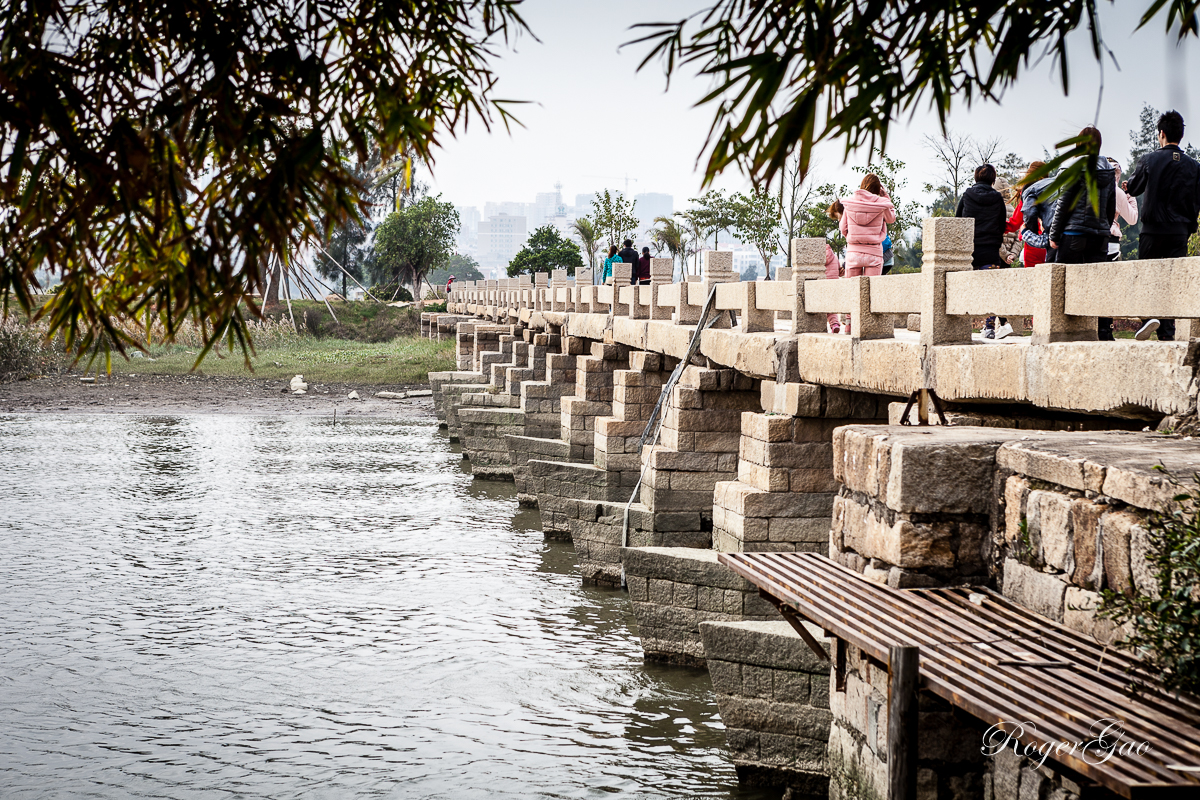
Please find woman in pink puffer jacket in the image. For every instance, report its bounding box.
[839,173,897,276]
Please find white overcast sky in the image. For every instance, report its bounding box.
[426,0,1200,212]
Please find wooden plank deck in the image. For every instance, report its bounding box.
[719,551,1200,800]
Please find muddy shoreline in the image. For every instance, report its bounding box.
[0,372,437,420]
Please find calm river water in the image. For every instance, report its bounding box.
[0,414,778,799]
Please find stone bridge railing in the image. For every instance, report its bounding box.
[443,217,1200,419]
[450,218,1199,346]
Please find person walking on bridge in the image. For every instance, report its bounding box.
[957,164,1012,338]
[838,179,895,335]
[1124,110,1200,341]
[635,247,652,285]
[618,239,640,280]
[602,245,621,284]
[1096,157,1139,340]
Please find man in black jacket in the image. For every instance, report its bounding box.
[1124,110,1200,341]
[1049,127,1116,272]
[956,164,1012,338]
[618,239,640,284]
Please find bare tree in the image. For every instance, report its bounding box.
[922,131,975,204]
[972,136,1004,168]
[776,153,816,267]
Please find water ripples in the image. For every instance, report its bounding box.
[0,414,775,799]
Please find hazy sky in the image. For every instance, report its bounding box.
[426,0,1200,213]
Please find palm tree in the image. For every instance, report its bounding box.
[571,217,601,272]
[651,216,687,280]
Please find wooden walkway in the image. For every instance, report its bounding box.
[720,551,1200,800]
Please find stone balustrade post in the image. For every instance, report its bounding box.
[919,217,974,346]
[516,275,531,313]
[550,268,569,313]
[534,272,549,312]
[848,276,892,340]
[739,281,775,333]
[611,263,633,316]
[485,280,498,320]
[649,258,674,321]
[1031,264,1097,345]
[575,268,595,313]
[791,238,829,333]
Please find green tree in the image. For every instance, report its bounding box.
[1,0,527,363]
[853,153,922,243]
[733,189,781,279]
[372,196,460,303]
[570,217,602,271]
[651,216,689,280]
[428,253,484,291]
[687,189,738,247]
[507,225,584,277]
[591,191,640,248]
[796,182,847,253]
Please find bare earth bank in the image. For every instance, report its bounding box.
[0,372,437,420]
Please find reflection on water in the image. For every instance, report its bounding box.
[0,414,779,799]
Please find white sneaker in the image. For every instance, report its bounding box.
[1135,320,1160,341]
[995,322,1014,340]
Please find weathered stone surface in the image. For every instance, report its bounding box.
[1100,509,1136,596]
[1002,559,1067,621]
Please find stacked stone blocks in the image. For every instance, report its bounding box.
[700,620,832,797]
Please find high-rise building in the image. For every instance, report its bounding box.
[484,201,528,221]
[477,213,527,274]
[456,206,481,251]
[574,193,596,219]
[633,192,673,226]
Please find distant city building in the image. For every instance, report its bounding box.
[478,212,527,275]
[574,193,595,219]
[456,205,481,251]
[633,192,673,226]
[484,201,528,222]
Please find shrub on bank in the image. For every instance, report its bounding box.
[0,318,59,381]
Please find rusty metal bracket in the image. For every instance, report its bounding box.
[899,388,948,426]
[758,589,829,663]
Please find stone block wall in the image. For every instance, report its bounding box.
[505,434,573,510]
[714,398,886,554]
[519,332,577,442]
[640,366,761,538]
[429,370,486,429]
[594,352,673,493]
[560,340,629,463]
[830,426,1011,587]
[700,620,832,798]
[457,405,525,479]
[622,547,778,664]
[994,437,1168,642]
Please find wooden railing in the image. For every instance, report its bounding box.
[446,218,1200,345]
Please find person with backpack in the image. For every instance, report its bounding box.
[1049,128,1117,332]
[838,175,896,335]
[1123,110,1200,341]
[956,164,1012,338]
